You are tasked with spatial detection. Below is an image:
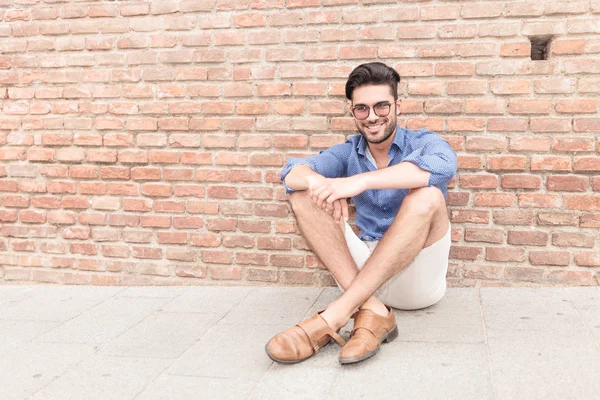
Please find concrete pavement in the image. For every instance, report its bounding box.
[1,285,599,400]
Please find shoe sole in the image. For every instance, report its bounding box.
[338,325,399,365]
[265,337,336,364]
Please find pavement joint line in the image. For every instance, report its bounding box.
[131,286,257,400]
[25,288,129,400]
[562,287,600,350]
[478,288,498,400]
[245,287,326,400]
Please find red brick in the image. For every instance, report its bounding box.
[547,176,588,192]
[504,267,545,282]
[486,247,526,262]
[459,174,498,189]
[563,195,600,211]
[254,203,289,217]
[508,230,548,246]
[530,156,572,171]
[464,228,504,244]
[270,254,304,268]
[245,268,278,282]
[518,194,560,208]
[574,252,600,267]
[552,233,595,248]
[501,174,542,189]
[509,99,552,114]
[529,251,570,266]
[537,213,579,226]
[449,246,482,260]
[465,136,505,151]
[500,42,530,57]
[574,157,600,171]
[450,209,490,224]
[553,138,595,152]
[574,118,600,132]
[488,118,528,132]
[474,193,514,207]
[257,237,291,250]
[493,210,536,225]
[201,251,233,264]
[447,192,470,206]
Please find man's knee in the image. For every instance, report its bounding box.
[403,187,446,217]
[288,190,316,215]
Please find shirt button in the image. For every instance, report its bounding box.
[383,206,388,211]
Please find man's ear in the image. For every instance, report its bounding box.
[396,98,402,114]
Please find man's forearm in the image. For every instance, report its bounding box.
[284,164,322,191]
[358,162,431,191]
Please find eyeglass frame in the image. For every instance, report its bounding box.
[350,101,396,120]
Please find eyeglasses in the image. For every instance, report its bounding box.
[350,102,393,120]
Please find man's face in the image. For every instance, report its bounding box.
[350,85,401,145]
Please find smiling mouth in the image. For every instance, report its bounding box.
[365,123,384,133]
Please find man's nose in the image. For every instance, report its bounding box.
[366,107,379,121]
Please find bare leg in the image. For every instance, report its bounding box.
[320,186,450,330]
[289,191,387,317]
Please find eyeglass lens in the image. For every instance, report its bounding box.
[352,103,391,120]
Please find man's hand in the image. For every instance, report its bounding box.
[329,198,349,222]
[309,176,367,209]
[304,175,350,222]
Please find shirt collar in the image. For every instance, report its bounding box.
[356,124,404,156]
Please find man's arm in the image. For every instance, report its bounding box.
[311,133,457,206]
[280,142,352,193]
[357,161,431,191]
[283,164,325,191]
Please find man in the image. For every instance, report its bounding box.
[265,62,457,365]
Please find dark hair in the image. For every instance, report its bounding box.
[345,62,401,101]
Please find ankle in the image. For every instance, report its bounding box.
[359,297,389,317]
[320,306,352,332]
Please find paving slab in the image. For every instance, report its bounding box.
[394,288,485,343]
[0,319,60,355]
[38,296,172,344]
[220,287,323,325]
[98,312,221,358]
[487,330,600,400]
[563,287,600,345]
[329,342,494,400]
[160,286,253,316]
[0,286,122,322]
[135,375,256,400]
[0,286,598,400]
[0,342,95,400]
[480,288,584,332]
[29,356,172,400]
[115,286,188,298]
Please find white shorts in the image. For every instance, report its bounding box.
[341,222,452,311]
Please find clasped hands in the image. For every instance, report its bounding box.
[306,175,366,223]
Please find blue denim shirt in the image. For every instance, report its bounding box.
[280,125,457,241]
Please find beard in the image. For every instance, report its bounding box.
[355,115,397,145]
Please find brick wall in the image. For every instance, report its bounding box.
[0,0,599,287]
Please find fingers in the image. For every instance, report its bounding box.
[317,189,332,210]
[310,183,327,205]
[341,198,349,222]
[333,199,341,222]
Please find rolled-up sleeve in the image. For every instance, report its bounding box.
[402,132,457,187]
[280,142,352,193]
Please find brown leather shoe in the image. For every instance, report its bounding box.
[338,306,398,364]
[265,311,347,364]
